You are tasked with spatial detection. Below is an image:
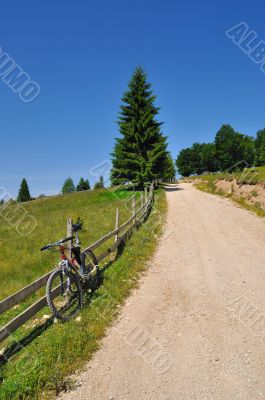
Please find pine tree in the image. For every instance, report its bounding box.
[111,67,169,188]
[94,175,104,189]
[76,178,90,191]
[62,177,75,194]
[17,178,31,202]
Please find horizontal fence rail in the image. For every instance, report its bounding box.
[0,183,154,344]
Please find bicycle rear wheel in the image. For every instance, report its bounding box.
[46,269,83,321]
[83,250,100,288]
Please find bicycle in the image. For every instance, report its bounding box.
[40,221,99,321]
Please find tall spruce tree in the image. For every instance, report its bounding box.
[17,178,31,202]
[111,67,169,188]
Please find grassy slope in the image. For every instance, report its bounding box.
[190,167,265,218]
[0,188,141,332]
[0,188,136,300]
[0,188,166,399]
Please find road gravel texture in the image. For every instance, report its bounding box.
[60,183,265,400]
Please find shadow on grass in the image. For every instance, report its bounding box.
[0,317,54,369]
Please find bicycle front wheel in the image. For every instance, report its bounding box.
[46,269,83,321]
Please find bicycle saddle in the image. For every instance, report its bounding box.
[72,222,82,232]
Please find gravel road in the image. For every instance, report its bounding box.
[60,183,265,400]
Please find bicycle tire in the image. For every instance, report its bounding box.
[46,269,83,321]
[84,250,100,288]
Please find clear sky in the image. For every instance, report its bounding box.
[1,0,265,197]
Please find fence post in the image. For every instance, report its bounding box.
[115,207,119,243]
[132,194,136,224]
[139,192,144,222]
[149,184,154,209]
[144,187,147,204]
[145,187,148,216]
[67,218,73,256]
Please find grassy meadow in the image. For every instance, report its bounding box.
[0,187,142,330]
[0,187,166,399]
[0,188,138,300]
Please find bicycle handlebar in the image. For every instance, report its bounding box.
[40,244,50,252]
[60,236,74,244]
[40,236,74,252]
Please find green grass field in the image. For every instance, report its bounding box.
[0,188,138,300]
[0,187,166,399]
[0,187,141,332]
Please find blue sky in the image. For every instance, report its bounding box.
[1,0,265,197]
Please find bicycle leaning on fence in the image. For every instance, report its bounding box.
[40,221,99,321]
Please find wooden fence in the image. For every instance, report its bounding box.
[0,183,154,344]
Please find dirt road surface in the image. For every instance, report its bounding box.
[61,183,265,400]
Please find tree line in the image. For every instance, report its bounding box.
[61,176,105,193]
[16,176,104,203]
[176,124,265,176]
